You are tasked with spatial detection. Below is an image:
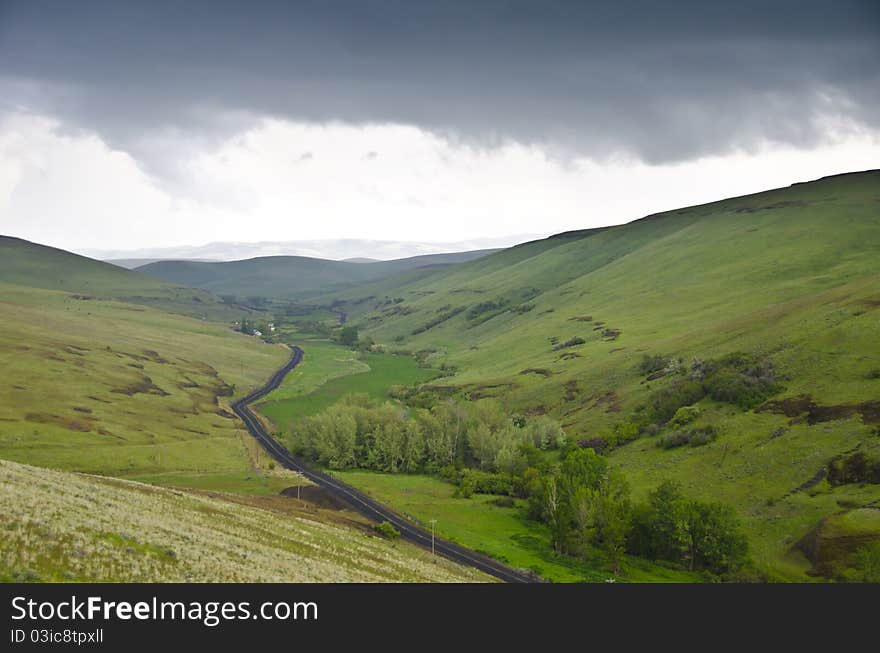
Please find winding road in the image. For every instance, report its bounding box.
[231,346,539,583]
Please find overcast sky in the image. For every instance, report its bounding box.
[1,1,878,256]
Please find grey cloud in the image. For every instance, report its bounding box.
[1,0,878,171]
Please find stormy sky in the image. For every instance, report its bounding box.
[1,1,878,255]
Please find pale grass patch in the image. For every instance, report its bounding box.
[0,459,487,583]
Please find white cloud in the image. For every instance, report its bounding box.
[0,110,878,253]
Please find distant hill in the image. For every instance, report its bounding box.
[81,235,534,263]
[0,236,246,319]
[320,169,880,580]
[106,257,220,269]
[135,249,499,299]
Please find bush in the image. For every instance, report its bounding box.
[337,326,359,346]
[647,379,706,424]
[669,405,701,427]
[702,353,778,408]
[638,354,670,375]
[658,426,717,449]
[454,468,515,496]
[374,521,400,540]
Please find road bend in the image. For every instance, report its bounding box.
[231,345,539,583]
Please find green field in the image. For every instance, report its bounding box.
[258,346,439,428]
[317,171,880,580]
[334,470,700,582]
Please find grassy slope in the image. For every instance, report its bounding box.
[0,236,240,320]
[0,281,287,478]
[322,171,880,579]
[136,249,498,299]
[0,459,485,582]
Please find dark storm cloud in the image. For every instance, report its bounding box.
[1,0,878,167]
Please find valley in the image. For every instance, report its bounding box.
[2,170,879,583]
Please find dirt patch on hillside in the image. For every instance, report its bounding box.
[25,412,94,432]
[141,350,170,364]
[757,394,880,425]
[111,374,170,397]
[734,200,811,214]
[520,368,554,377]
[795,509,880,578]
[587,391,623,413]
[466,382,518,400]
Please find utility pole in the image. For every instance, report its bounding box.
[428,519,437,558]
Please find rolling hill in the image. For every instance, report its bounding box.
[135,249,499,299]
[317,170,880,579]
[0,236,243,320]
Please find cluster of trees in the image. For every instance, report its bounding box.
[288,389,749,576]
[289,396,567,474]
[525,452,748,575]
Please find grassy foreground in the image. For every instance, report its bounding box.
[0,459,486,582]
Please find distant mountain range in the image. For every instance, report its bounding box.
[133,249,500,299]
[81,236,538,265]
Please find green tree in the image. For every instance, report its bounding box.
[680,500,748,573]
[338,325,359,346]
[592,472,631,573]
[541,474,569,553]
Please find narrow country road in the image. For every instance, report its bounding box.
[231,346,539,583]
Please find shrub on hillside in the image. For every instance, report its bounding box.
[374,521,400,540]
[657,426,718,449]
[647,379,705,424]
[668,405,701,427]
[701,353,779,408]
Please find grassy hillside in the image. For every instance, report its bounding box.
[0,281,287,478]
[319,170,880,579]
[0,459,484,582]
[0,236,239,320]
[136,249,499,299]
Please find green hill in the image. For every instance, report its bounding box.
[319,170,880,579]
[135,249,499,299]
[0,236,242,320]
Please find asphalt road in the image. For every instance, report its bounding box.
[231,346,539,583]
